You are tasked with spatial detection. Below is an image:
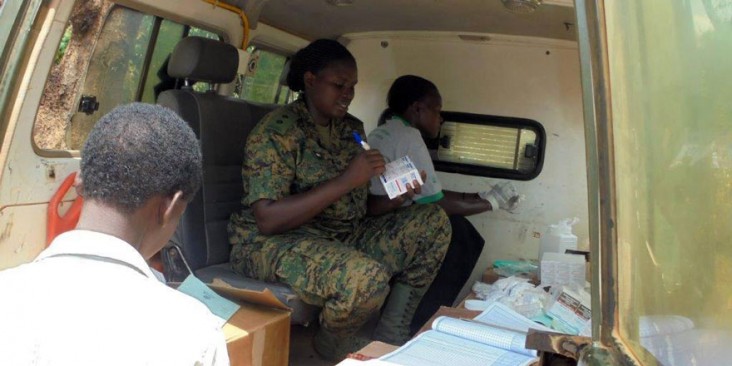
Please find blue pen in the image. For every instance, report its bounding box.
[352,131,371,150]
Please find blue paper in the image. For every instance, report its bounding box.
[177,275,240,326]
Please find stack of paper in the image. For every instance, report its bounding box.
[378,303,551,366]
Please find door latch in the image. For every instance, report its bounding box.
[78,95,99,115]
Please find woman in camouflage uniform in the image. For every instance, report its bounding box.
[227,39,451,361]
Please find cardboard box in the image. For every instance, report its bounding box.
[207,279,292,366]
[482,267,501,284]
[223,303,290,366]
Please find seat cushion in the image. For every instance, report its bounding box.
[195,263,320,326]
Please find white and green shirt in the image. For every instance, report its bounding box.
[368,116,444,204]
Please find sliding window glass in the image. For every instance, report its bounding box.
[427,112,545,180]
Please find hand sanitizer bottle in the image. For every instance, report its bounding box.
[539,217,579,260]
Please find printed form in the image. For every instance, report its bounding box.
[379,303,552,366]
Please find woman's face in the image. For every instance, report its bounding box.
[304,60,358,124]
[415,93,443,139]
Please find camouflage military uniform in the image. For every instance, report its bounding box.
[228,99,451,334]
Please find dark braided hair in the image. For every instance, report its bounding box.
[378,75,439,125]
[286,39,356,92]
[80,103,202,213]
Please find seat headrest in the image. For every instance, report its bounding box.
[168,36,238,84]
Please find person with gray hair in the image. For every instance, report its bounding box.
[0,103,229,366]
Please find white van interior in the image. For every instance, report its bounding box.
[1,0,587,293]
[1,0,731,365]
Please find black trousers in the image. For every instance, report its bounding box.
[409,214,485,334]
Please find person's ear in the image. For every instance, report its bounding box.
[405,101,422,123]
[160,191,186,226]
[304,71,317,89]
[74,173,84,197]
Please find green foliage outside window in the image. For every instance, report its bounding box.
[235,48,289,104]
[55,25,73,64]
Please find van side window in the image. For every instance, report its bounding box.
[233,47,291,104]
[427,112,546,180]
[33,4,220,152]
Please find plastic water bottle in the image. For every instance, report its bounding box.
[539,217,579,260]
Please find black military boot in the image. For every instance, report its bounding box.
[372,282,428,345]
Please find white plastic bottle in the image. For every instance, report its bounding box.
[539,217,579,260]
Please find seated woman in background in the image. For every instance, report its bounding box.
[227,42,451,361]
[368,75,520,334]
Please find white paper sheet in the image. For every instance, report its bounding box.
[473,302,553,334]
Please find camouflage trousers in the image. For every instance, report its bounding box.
[229,203,451,334]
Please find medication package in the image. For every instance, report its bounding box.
[545,285,592,336]
[539,252,586,287]
[379,156,424,199]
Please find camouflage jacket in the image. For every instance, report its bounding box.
[230,99,368,237]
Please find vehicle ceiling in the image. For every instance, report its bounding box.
[223,0,578,41]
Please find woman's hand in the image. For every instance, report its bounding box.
[403,170,427,199]
[341,150,386,189]
[367,171,430,216]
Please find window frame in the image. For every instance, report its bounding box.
[234,45,291,105]
[0,0,44,153]
[428,111,546,181]
[30,4,223,155]
[576,0,641,364]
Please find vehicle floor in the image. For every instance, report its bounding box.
[289,315,381,366]
[289,324,332,366]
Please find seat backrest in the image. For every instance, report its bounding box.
[158,37,276,271]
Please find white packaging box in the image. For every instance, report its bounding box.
[540,252,586,287]
[379,156,424,199]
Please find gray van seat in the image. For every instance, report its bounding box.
[158,36,318,325]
